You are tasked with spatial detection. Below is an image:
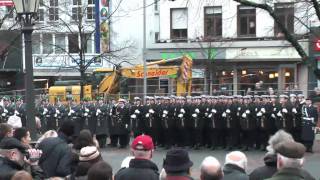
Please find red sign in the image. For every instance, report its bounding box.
[315,39,320,51]
[0,0,13,6]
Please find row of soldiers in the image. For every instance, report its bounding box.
[130,94,318,152]
[0,93,318,152]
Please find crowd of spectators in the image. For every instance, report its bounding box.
[0,121,316,180]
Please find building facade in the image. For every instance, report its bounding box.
[142,0,319,96]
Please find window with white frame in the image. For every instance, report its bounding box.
[84,33,94,53]
[49,0,59,21]
[204,6,222,38]
[87,0,95,20]
[37,0,45,22]
[32,34,41,54]
[170,8,188,41]
[55,34,66,54]
[68,34,79,53]
[72,0,82,21]
[43,34,54,54]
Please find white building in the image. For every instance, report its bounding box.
[140,0,319,96]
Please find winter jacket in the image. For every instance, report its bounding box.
[265,167,315,180]
[0,156,44,180]
[165,172,194,180]
[250,153,315,180]
[114,158,159,180]
[249,153,277,180]
[38,132,73,178]
[222,164,249,180]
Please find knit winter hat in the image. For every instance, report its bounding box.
[79,146,100,161]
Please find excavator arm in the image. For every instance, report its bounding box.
[98,55,193,96]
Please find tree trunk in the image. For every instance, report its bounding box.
[80,68,85,100]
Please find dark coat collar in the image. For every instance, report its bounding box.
[129,158,158,172]
[273,167,306,178]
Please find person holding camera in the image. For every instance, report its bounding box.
[0,137,44,180]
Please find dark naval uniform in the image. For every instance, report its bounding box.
[109,104,130,148]
[95,102,109,148]
[301,103,318,151]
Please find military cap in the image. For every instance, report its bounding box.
[118,98,126,103]
[134,97,141,101]
[219,95,225,98]
[170,95,176,99]
[254,95,260,98]
[2,96,9,101]
[279,94,288,99]
[201,95,207,98]
[261,95,268,98]
[186,96,192,99]
[275,141,306,159]
[270,95,277,98]
[164,97,170,100]
[297,94,304,98]
[16,96,22,101]
[289,94,296,98]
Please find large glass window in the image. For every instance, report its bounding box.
[204,6,222,39]
[43,34,53,54]
[274,3,294,37]
[55,34,66,54]
[238,6,256,37]
[32,34,41,54]
[171,8,188,41]
[68,34,79,53]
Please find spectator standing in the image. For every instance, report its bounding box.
[73,146,103,179]
[87,161,113,180]
[0,123,13,141]
[265,141,315,180]
[114,135,159,180]
[222,151,249,180]
[13,127,32,148]
[249,130,294,180]
[163,148,194,180]
[0,137,44,180]
[38,120,75,178]
[200,156,223,180]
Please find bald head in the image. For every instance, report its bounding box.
[225,151,247,171]
[200,156,223,180]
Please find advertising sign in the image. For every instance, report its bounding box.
[0,0,13,6]
[100,0,110,53]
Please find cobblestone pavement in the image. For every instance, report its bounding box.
[102,141,320,179]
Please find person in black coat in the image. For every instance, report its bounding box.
[114,135,159,180]
[249,152,277,180]
[38,120,75,178]
[301,98,318,152]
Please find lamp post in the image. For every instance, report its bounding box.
[12,0,39,140]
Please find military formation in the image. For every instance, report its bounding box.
[0,93,318,152]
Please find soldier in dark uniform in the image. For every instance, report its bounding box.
[270,94,280,134]
[296,94,306,143]
[83,98,97,134]
[225,96,240,150]
[55,98,68,128]
[161,97,174,149]
[240,95,257,151]
[130,97,144,137]
[190,96,203,149]
[289,94,301,142]
[301,98,318,152]
[206,96,221,150]
[256,95,274,150]
[175,97,188,147]
[144,97,159,146]
[45,100,57,131]
[14,97,26,127]
[277,95,293,133]
[1,96,12,123]
[36,99,48,133]
[95,97,109,148]
[109,99,130,148]
[68,98,83,137]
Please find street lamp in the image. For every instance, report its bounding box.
[13,0,40,140]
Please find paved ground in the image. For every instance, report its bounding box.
[102,141,320,179]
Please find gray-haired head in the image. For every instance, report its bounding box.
[266,130,294,154]
[200,156,223,180]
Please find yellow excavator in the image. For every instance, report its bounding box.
[48,55,192,103]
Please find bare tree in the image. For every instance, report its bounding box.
[233,0,319,75]
[31,0,135,98]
